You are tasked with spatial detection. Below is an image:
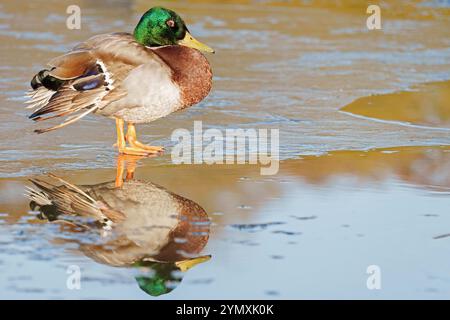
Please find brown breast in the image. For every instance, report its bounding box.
[153,193,210,262]
[153,46,213,109]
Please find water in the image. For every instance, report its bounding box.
[2,147,450,299]
[0,0,450,299]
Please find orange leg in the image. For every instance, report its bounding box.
[126,123,164,153]
[115,118,159,156]
[115,154,125,188]
[115,154,143,187]
[125,155,140,181]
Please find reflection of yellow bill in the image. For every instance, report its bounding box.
[178,32,215,53]
[175,255,211,272]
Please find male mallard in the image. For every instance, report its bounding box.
[27,7,214,156]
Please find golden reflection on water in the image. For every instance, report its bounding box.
[342,81,450,128]
[285,145,450,190]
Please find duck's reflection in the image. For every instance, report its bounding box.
[27,155,211,297]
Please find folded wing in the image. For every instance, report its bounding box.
[27,33,160,133]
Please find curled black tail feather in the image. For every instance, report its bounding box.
[30,68,64,91]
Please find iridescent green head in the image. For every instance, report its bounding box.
[133,7,214,53]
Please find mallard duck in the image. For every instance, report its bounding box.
[27,7,214,156]
[26,158,211,296]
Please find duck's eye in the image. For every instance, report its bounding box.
[166,20,176,28]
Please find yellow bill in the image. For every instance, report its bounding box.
[175,255,211,272]
[178,32,215,54]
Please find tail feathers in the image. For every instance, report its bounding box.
[27,64,109,134]
[28,85,106,134]
[25,186,52,206]
[33,104,99,134]
[26,174,125,228]
[27,175,101,218]
[25,88,56,112]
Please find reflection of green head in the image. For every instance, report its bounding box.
[133,255,211,297]
[135,262,181,297]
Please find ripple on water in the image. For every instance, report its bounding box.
[433,233,450,240]
[265,290,280,297]
[232,239,260,247]
[229,222,285,233]
[272,230,302,236]
[0,30,64,41]
[291,215,317,221]
[237,205,252,210]
[270,255,284,260]
[188,278,214,285]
